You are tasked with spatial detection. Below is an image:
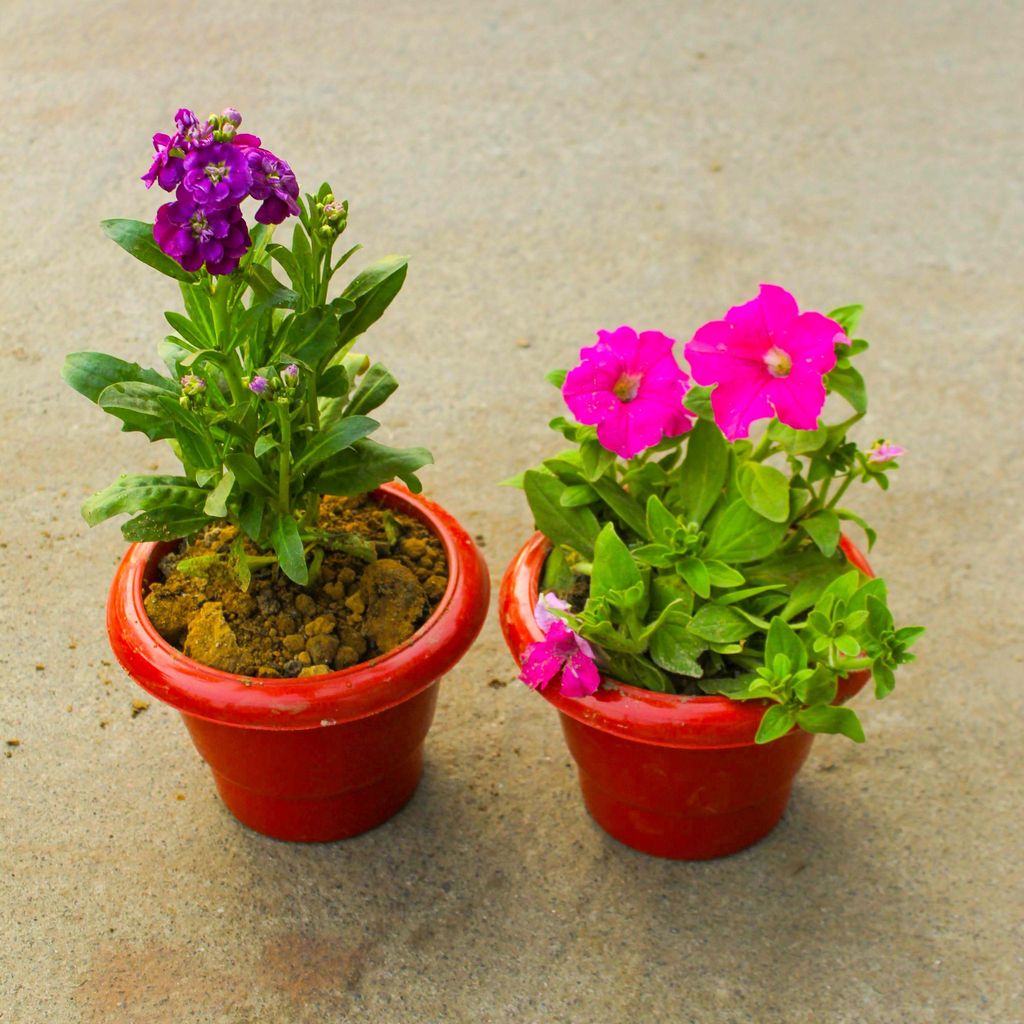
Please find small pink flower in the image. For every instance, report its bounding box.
[684,284,841,441]
[520,595,600,698]
[562,326,693,459]
[867,440,906,465]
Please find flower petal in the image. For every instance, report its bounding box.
[709,371,774,441]
[560,647,601,697]
[519,639,566,691]
[765,368,827,431]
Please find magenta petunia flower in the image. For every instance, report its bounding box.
[520,593,600,698]
[246,149,301,225]
[867,440,906,464]
[180,142,252,210]
[684,284,842,441]
[562,326,693,459]
[153,197,251,275]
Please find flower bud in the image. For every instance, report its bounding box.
[180,373,207,397]
[281,364,300,388]
[247,375,270,396]
[222,107,243,127]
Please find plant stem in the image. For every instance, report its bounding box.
[276,405,292,514]
[826,475,854,509]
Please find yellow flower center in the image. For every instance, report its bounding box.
[763,346,792,378]
[613,372,642,402]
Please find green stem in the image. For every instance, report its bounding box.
[826,475,855,509]
[210,278,231,350]
[276,405,292,514]
[750,433,774,461]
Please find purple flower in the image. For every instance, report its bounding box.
[180,142,252,210]
[246,148,300,224]
[180,374,206,396]
[142,131,185,191]
[563,326,694,459]
[175,108,212,147]
[867,440,906,465]
[520,594,600,698]
[153,197,251,275]
[281,363,300,387]
[248,375,270,396]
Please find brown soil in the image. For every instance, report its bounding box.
[144,495,448,678]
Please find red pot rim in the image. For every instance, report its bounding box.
[108,483,490,730]
[498,531,872,749]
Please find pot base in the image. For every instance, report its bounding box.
[210,747,425,843]
[577,769,794,860]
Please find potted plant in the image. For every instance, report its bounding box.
[499,285,923,859]
[63,107,489,842]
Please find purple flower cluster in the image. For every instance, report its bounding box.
[143,108,300,276]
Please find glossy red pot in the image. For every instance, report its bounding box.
[499,533,871,860]
[108,484,489,842]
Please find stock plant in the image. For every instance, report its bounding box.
[63,107,429,585]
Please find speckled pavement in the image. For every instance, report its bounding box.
[1,1,1022,1021]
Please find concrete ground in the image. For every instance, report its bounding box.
[2,1,1021,1021]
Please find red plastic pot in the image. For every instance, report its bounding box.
[108,483,489,842]
[499,533,871,860]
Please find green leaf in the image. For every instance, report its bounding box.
[62,352,175,405]
[230,534,252,591]
[336,256,408,346]
[164,311,208,349]
[802,509,841,556]
[765,617,808,672]
[277,308,340,368]
[677,419,728,524]
[224,453,275,496]
[589,476,647,537]
[756,704,798,744]
[826,304,863,335]
[579,440,617,482]
[704,560,745,588]
[100,219,199,283]
[590,523,643,602]
[545,368,568,388]
[836,508,877,550]
[677,557,710,599]
[716,583,785,606]
[797,705,865,742]
[645,495,679,543]
[873,663,896,699]
[203,470,235,518]
[687,604,758,643]
[82,475,206,527]
[293,415,379,476]
[344,363,398,416]
[97,382,177,440]
[120,507,213,542]
[766,419,827,454]
[522,470,601,557]
[159,338,193,378]
[737,461,790,523]
[560,484,598,507]
[314,438,433,496]
[269,512,308,585]
[793,667,838,705]
[826,365,867,414]
[317,364,351,399]
[238,493,264,541]
[682,384,714,422]
[246,263,299,309]
[704,500,788,564]
[649,621,705,676]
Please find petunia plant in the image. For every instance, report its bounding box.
[63,107,431,585]
[513,284,923,743]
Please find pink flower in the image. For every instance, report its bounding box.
[684,284,841,441]
[562,326,693,459]
[520,594,600,698]
[867,440,906,464]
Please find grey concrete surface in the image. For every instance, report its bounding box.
[2,1,1022,1021]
